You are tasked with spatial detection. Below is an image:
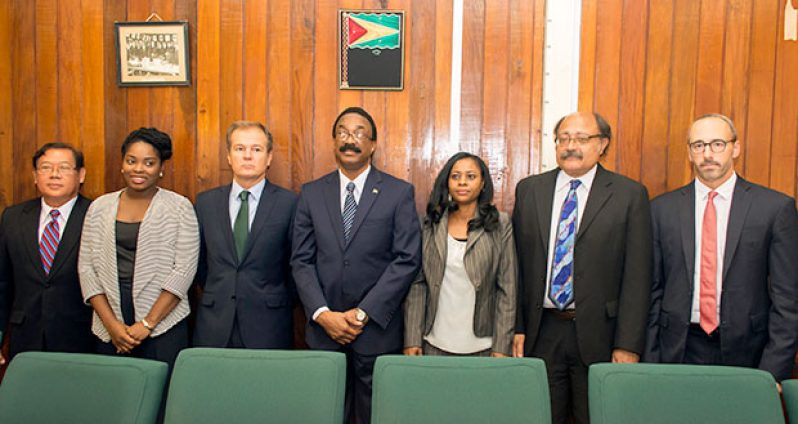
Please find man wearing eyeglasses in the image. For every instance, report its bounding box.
[644,114,798,386]
[512,112,652,424]
[292,107,421,424]
[0,143,95,366]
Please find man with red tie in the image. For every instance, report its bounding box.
[0,143,95,366]
[644,114,798,385]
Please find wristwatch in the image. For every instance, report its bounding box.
[355,308,368,323]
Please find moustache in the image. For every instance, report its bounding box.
[700,160,720,167]
[339,143,362,154]
[559,150,583,160]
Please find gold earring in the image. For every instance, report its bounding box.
[159,172,164,177]
[121,169,124,174]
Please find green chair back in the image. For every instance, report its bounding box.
[783,379,798,424]
[589,363,783,424]
[372,355,551,424]
[0,351,167,424]
[164,348,346,424]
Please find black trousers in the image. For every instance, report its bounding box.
[530,310,590,424]
[683,324,723,365]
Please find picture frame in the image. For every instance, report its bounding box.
[115,21,191,87]
[339,9,405,90]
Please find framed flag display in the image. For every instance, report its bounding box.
[338,9,405,90]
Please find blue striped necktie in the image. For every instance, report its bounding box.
[550,180,581,310]
[40,209,61,275]
[342,182,357,243]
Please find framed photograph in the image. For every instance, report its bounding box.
[115,21,190,87]
[339,9,405,90]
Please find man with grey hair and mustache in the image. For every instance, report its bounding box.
[644,113,798,388]
[512,111,652,424]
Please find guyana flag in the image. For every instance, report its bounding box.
[340,11,404,89]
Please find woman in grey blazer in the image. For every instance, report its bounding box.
[79,128,199,368]
[404,152,517,356]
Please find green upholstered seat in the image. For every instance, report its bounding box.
[163,348,346,424]
[589,363,783,424]
[0,351,168,424]
[371,355,551,424]
[783,379,798,424]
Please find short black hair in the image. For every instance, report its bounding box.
[331,107,377,141]
[121,127,173,161]
[32,142,85,170]
[552,112,612,155]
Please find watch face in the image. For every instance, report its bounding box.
[356,310,366,321]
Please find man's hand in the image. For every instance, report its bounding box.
[317,311,363,345]
[0,353,5,366]
[611,348,640,363]
[343,308,367,329]
[512,334,526,358]
[403,346,422,356]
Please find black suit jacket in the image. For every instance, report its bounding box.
[513,165,653,364]
[192,181,298,349]
[644,177,798,380]
[291,168,422,355]
[0,196,94,357]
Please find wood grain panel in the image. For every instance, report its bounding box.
[770,3,798,196]
[0,0,13,210]
[80,0,105,199]
[289,0,315,190]
[458,0,484,156]
[591,0,623,172]
[219,0,243,176]
[693,0,727,116]
[35,0,58,145]
[57,0,82,146]
[196,0,221,192]
[103,0,128,193]
[720,0,752,176]
[171,0,198,200]
[12,0,37,203]
[481,0,509,209]
[243,0,268,124]
[266,0,292,188]
[381,0,413,181]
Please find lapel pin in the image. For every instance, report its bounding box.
[372,188,379,194]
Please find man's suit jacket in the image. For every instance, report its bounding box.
[513,165,653,364]
[644,177,798,380]
[0,196,94,357]
[193,181,298,349]
[404,211,517,355]
[291,168,422,355]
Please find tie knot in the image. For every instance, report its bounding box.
[239,191,250,201]
[346,182,356,194]
[708,191,718,201]
[50,209,61,219]
[569,180,581,190]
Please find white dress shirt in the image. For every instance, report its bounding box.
[38,196,78,241]
[543,165,598,309]
[691,173,737,323]
[228,179,266,232]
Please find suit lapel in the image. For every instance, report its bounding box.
[322,172,346,251]
[464,208,485,255]
[241,181,278,262]
[577,166,613,241]
[433,213,449,264]
[217,185,239,263]
[723,178,751,279]
[535,170,557,251]
[22,200,46,280]
[48,196,89,277]
[679,184,696,284]
[346,168,382,249]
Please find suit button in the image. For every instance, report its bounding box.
[344,260,350,266]
[231,295,236,300]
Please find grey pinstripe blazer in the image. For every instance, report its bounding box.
[78,188,199,342]
[404,211,517,355]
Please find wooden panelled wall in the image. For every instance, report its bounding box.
[1,0,797,212]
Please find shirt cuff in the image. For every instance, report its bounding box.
[312,306,330,321]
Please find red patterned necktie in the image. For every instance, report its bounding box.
[39,209,61,275]
[699,191,719,334]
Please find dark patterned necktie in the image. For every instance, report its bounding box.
[342,182,357,243]
[549,180,580,310]
[233,191,250,259]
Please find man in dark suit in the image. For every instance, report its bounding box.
[644,114,798,385]
[193,121,297,349]
[0,142,94,365]
[292,107,422,424]
[512,112,652,424]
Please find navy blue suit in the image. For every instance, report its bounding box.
[291,168,421,422]
[192,181,297,349]
[0,196,94,359]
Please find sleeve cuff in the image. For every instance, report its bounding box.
[312,306,330,321]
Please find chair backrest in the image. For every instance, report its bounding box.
[372,355,551,424]
[0,351,168,424]
[164,348,346,424]
[589,363,783,424]
[783,379,798,424]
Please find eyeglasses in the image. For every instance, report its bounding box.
[36,163,77,175]
[336,129,370,143]
[688,139,735,154]
[555,134,603,145]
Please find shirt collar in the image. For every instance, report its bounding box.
[695,172,737,200]
[231,178,266,202]
[40,195,78,220]
[339,165,371,192]
[556,164,598,193]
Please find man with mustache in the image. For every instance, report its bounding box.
[644,114,798,387]
[512,112,652,424]
[292,107,421,423]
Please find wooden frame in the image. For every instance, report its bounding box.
[115,21,191,87]
[338,9,405,90]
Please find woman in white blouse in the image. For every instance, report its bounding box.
[404,152,517,356]
[79,127,198,368]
